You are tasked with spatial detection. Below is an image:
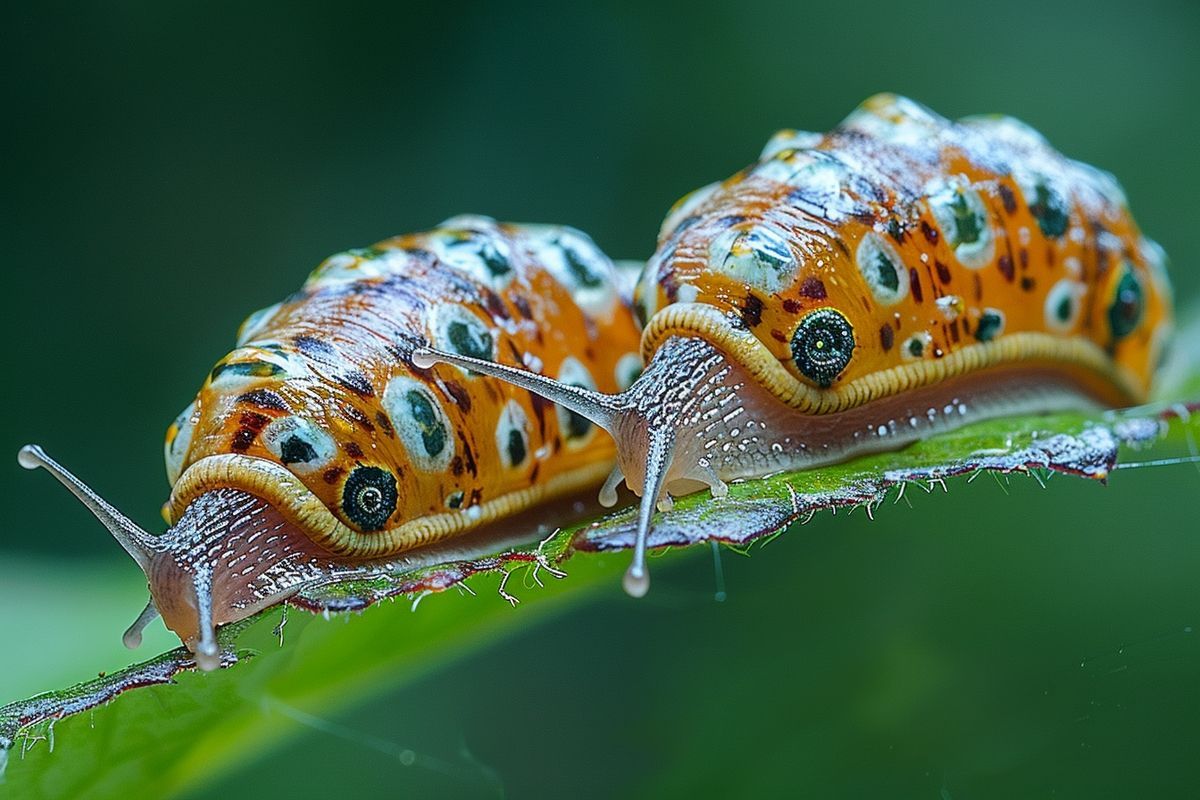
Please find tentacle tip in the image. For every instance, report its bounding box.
[410,348,440,369]
[194,643,221,672]
[122,629,143,650]
[622,565,650,598]
[17,445,44,470]
[598,488,618,508]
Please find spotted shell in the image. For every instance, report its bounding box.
[635,93,1172,414]
[163,216,643,559]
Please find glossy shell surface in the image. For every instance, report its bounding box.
[636,94,1172,413]
[164,216,642,558]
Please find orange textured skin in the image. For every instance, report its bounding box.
[163,216,642,557]
[635,94,1172,411]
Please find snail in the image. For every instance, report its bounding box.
[414,94,1173,598]
[19,217,643,669]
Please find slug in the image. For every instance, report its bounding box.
[20,217,642,669]
[414,94,1173,597]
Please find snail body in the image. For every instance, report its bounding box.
[415,94,1173,595]
[21,217,641,667]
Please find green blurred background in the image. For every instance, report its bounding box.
[2,1,1199,797]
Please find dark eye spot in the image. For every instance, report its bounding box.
[974,310,1005,342]
[1055,294,1074,323]
[561,244,604,288]
[506,428,527,466]
[1030,181,1070,238]
[341,465,398,532]
[907,337,924,358]
[947,191,984,245]
[1108,265,1144,340]
[406,390,448,456]
[447,319,493,360]
[478,241,511,277]
[874,251,900,292]
[790,308,855,387]
[279,434,318,465]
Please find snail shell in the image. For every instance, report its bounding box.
[415,94,1173,597]
[21,216,641,666]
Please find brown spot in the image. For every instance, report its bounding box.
[998,184,1017,214]
[934,260,952,284]
[467,487,483,508]
[239,411,270,432]
[920,220,939,244]
[528,462,540,484]
[782,298,802,314]
[236,389,288,411]
[909,268,923,304]
[1019,248,1029,270]
[997,255,1015,282]
[480,289,510,321]
[949,320,961,344]
[740,294,765,327]
[879,324,894,351]
[442,381,472,412]
[973,273,983,302]
[344,441,364,459]
[1020,276,1036,292]
[323,466,345,485]
[374,411,395,437]
[799,277,827,299]
[231,427,256,453]
[512,294,534,320]
[770,329,788,343]
[450,456,465,477]
[459,438,478,477]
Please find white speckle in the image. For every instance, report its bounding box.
[1018,227,1032,246]
[936,295,962,320]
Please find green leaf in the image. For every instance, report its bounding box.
[2,399,1198,798]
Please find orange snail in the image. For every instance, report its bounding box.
[19,217,643,669]
[414,93,1173,597]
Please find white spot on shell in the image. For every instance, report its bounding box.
[236,302,282,347]
[382,376,455,472]
[707,224,796,294]
[431,217,515,289]
[1044,278,1087,333]
[525,226,618,316]
[840,94,945,147]
[614,353,643,390]
[855,231,910,305]
[926,180,995,268]
[262,416,338,475]
[427,304,496,375]
[659,181,721,241]
[164,400,198,485]
[555,357,598,448]
[902,331,933,361]
[304,248,407,290]
[759,128,823,160]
